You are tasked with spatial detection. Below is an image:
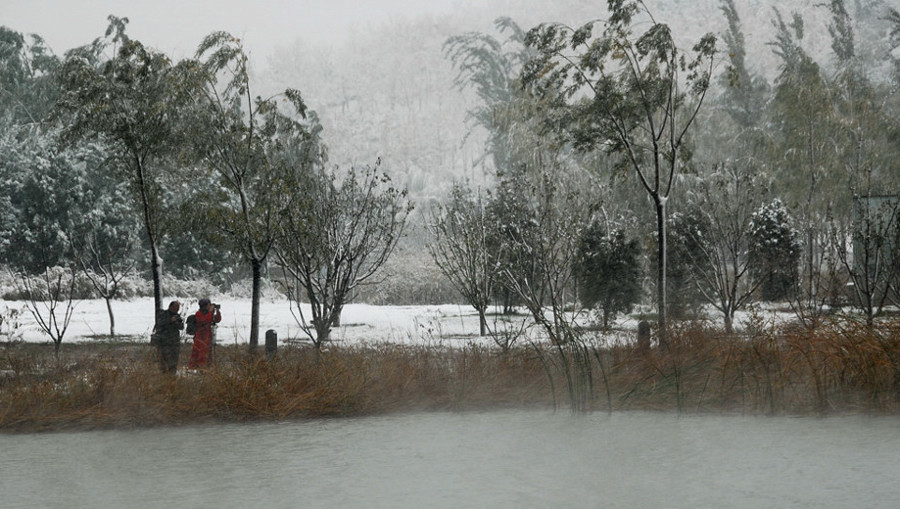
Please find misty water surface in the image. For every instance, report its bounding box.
[3,410,900,508]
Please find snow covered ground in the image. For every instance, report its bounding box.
[1,297,793,347]
[0,298,547,347]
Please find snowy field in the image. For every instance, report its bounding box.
[0,298,555,347]
[1,297,795,347]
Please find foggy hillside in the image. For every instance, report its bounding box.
[256,0,893,209]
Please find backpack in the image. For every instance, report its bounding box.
[185,314,197,335]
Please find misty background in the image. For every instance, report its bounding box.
[2,0,899,318]
[7,0,874,200]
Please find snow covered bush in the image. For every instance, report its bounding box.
[159,274,221,303]
[748,199,802,302]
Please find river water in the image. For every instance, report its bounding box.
[2,410,899,508]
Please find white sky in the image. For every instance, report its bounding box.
[1,0,471,60]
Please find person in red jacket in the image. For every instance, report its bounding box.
[188,298,222,369]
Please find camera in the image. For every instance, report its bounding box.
[214,303,221,310]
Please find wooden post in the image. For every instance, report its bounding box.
[265,329,277,358]
[637,320,651,351]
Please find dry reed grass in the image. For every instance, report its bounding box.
[0,341,551,432]
[594,317,900,414]
[2,317,900,432]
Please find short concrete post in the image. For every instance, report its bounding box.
[265,329,277,358]
[637,320,651,351]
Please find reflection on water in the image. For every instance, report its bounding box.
[3,410,900,508]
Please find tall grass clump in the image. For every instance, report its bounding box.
[530,316,900,416]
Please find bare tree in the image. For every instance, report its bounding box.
[836,196,900,326]
[276,163,411,348]
[428,183,499,336]
[71,215,139,337]
[16,267,78,358]
[675,165,768,333]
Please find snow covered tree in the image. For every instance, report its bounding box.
[495,169,588,346]
[0,25,139,340]
[0,26,60,124]
[675,166,769,332]
[0,28,70,270]
[665,212,707,320]
[0,127,84,272]
[493,167,597,410]
[521,1,717,345]
[70,170,142,337]
[748,199,802,303]
[485,169,555,314]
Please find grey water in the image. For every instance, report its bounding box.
[2,410,899,509]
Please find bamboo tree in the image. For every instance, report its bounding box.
[767,8,842,326]
[0,26,60,124]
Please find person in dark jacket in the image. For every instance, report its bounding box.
[188,298,222,369]
[154,300,184,374]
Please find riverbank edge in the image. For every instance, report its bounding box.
[4,320,900,433]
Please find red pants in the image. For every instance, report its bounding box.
[188,334,212,368]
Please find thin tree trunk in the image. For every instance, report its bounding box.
[249,256,262,351]
[149,241,162,312]
[136,159,163,312]
[106,297,115,336]
[478,307,487,336]
[656,197,668,348]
